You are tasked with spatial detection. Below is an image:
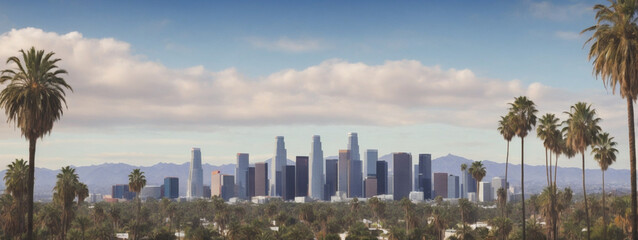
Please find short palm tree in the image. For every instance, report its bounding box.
[583,1,638,237]
[537,113,560,187]
[508,96,537,240]
[592,132,618,238]
[468,161,486,200]
[76,182,89,206]
[0,47,72,239]
[3,159,29,235]
[498,113,515,203]
[53,166,80,240]
[563,102,601,240]
[128,168,146,240]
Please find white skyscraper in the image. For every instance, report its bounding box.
[479,182,493,202]
[235,153,249,200]
[309,135,324,200]
[270,136,287,197]
[348,132,360,161]
[491,176,507,200]
[187,148,204,198]
[364,149,378,177]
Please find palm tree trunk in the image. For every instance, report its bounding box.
[582,153,591,240]
[27,137,36,240]
[521,137,526,240]
[505,140,510,217]
[603,169,607,240]
[627,97,638,240]
[554,153,559,187]
[549,150,553,187]
[545,147,550,187]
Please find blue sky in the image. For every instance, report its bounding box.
[0,0,629,171]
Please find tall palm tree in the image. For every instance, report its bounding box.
[0,47,72,239]
[498,113,516,204]
[537,113,560,187]
[497,187,507,218]
[583,1,638,237]
[53,166,80,240]
[563,102,601,240]
[128,168,146,240]
[460,163,468,198]
[400,197,413,232]
[508,96,537,240]
[592,132,618,239]
[3,159,29,235]
[468,161,486,200]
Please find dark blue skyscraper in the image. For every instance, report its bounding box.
[419,154,432,199]
[376,161,388,195]
[163,177,179,199]
[283,165,296,200]
[349,160,363,198]
[112,184,134,200]
[393,153,412,200]
[296,156,309,197]
[324,159,338,200]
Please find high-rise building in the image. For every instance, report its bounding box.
[112,184,134,200]
[348,132,360,161]
[248,167,255,198]
[187,148,204,198]
[448,174,459,199]
[211,171,222,197]
[325,159,338,200]
[235,153,249,200]
[309,135,324,200]
[338,150,350,193]
[163,177,179,199]
[270,136,287,197]
[255,162,268,196]
[479,182,492,202]
[283,165,296,201]
[491,177,507,200]
[418,154,432,199]
[221,175,235,201]
[140,185,162,200]
[203,185,211,198]
[376,161,388,195]
[466,172,477,194]
[296,156,309,197]
[455,176,460,198]
[349,160,363,198]
[364,149,378,177]
[364,177,377,198]
[393,152,412,200]
[414,165,419,191]
[433,172,448,198]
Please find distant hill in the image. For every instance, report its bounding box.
[0,154,630,198]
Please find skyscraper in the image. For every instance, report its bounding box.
[479,182,492,202]
[296,156,309,197]
[309,135,324,200]
[433,172,448,198]
[112,184,134,200]
[221,175,235,201]
[248,167,255,198]
[163,177,179,199]
[376,161,388,195]
[235,153,249,200]
[255,162,268,196]
[187,148,204,198]
[338,150,350,193]
[325,159,338,200]
[448,174,458,199]
[348,132,360,161]
[270,136,287,197]
[364,149,378,177]
[283,165,296,201]
[414,165,419,191]
[393,152,412,200]
[491,177,507,200]
[418,154,432,199]
[364,177,377,198]
[349,160,363,198]
[211,171,222,197]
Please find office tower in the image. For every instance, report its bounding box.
[211,171,222,197]
[338,150,350,193]
[433,173,448,198]
[140,185,162,200]
[376,161,388,195]
[163,177,179,199]
[448,175,459,199]
[348,132,360,161]
[414,165,419,191]
[479,182,492,202]
[325,159,338,200]
[491,177,507,200]
[255,162,268,196]
[466,173,477,194]
[364,149,378,177]
[364,177,377,198]
[235,153,249,200]
[349,160,363,197]
[392,152,412,200]
[221,175,235,201]
[203,185,211,198]
[283,165,296,200]
[309,135,324,200]
[296,156,309,197]
[112,184,134,200]
[248,167,255,198]
[270,136,287,197]
[461,169,468,198]
[187,148,204,198]
[455,176,460,198]
[418,154,432,199]
[388,173,394,194]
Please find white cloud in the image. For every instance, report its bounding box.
[529,1,591,21]
[247,36,325,52]
[555,31,581,40]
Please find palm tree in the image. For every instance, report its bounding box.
[73,215,91,240]
[0,47,72,239]
[76,182,89,206]
[592,132,618,239]
[3,159,29,235]
[498,113,515,204]
[400,197,413,232]
[538,113,560,187]
[497,187,507,218]
[508,96,538,240]
[432,209,448,240]
[53,166,80,240]
[469,161,486,200]
[128,168,146,240]
[458,198,472,232]
[563,102,601,240]
[583,1,638,237]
